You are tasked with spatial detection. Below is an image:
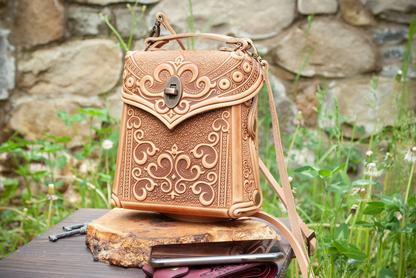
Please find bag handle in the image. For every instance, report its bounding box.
[144,32,250,51]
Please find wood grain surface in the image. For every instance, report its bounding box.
[86,209,282,267]
[0,209,293,278]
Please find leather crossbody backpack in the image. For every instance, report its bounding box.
[111,13,316,277]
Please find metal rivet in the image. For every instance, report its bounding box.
[254,191,261,206]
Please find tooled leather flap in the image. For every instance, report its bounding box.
[121,50,264,129]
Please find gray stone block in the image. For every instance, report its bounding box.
[0,29,15,100]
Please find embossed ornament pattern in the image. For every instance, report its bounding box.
[118,105,232,208]
[121,50,263,129]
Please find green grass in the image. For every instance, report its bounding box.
[0,106,120,259]
[257,14,416,278]
[258,17,416,277]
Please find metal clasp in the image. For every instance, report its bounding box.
[306,230,316,256]
[247,41,262,64]
[145,20,161,51]
[164,87,178,96]
[164,76,182,108]
[148,21,160,38]
[233,43,243,51]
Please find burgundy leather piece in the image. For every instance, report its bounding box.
[143,265,157,277]
[148,263,277,278]
[153,267,190,278]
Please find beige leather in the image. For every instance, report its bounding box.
[259,159,316,256]
[120,50,263,129]
[113,49,264,218]
[155,12,186,50]
[144,33,250,51]
[259,61,315,277]
[262,60,307,256]
[113,12,315,277]
[254,212,312,277]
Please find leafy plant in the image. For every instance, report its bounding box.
[259,16,416,277]
[0,105,120,258]
[99,1,146,52]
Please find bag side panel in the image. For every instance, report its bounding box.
[111,103,128,207]
[228,100,262,218]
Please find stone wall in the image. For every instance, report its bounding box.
[0,0,415,144]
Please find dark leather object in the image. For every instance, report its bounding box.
[143,263,277,278]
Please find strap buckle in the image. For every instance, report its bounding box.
[306,230,316,256]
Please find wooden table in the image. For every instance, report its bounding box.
[0,209,293,277]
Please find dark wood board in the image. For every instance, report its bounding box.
[0,209,293,278]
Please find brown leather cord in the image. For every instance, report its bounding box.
[156,12,186,50]
[259,159,316,256]
[144,33,249,51]
[254,212,312,278]
[262,60,307,255]
[256,60,314,278]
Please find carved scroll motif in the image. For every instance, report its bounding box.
[126,108,160,201]
[126,109,230,206]
[121,51,264,129]
[189,111,230,206]
[243,160,255,200]
[137,55,216,119]
[240,99,261,206]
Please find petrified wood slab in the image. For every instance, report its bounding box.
[85,208,281,268]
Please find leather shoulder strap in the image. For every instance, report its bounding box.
[259,159,316,257]
[254,211,312,277]
[254,60,316,278]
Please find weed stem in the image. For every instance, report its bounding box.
[368,79,400,152]
[383,169,389,195]
[287,122,300,163]
[47,199,53,229]
[405,162,415,203]
[106,150,111,209]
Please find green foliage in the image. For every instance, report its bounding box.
[378,268,394,278]
[0,0,134,261]
[0,105,120,259]
[57,111,86,127]
[99,1,146,52]
[185,0,214,50]
[258,16,416,278]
